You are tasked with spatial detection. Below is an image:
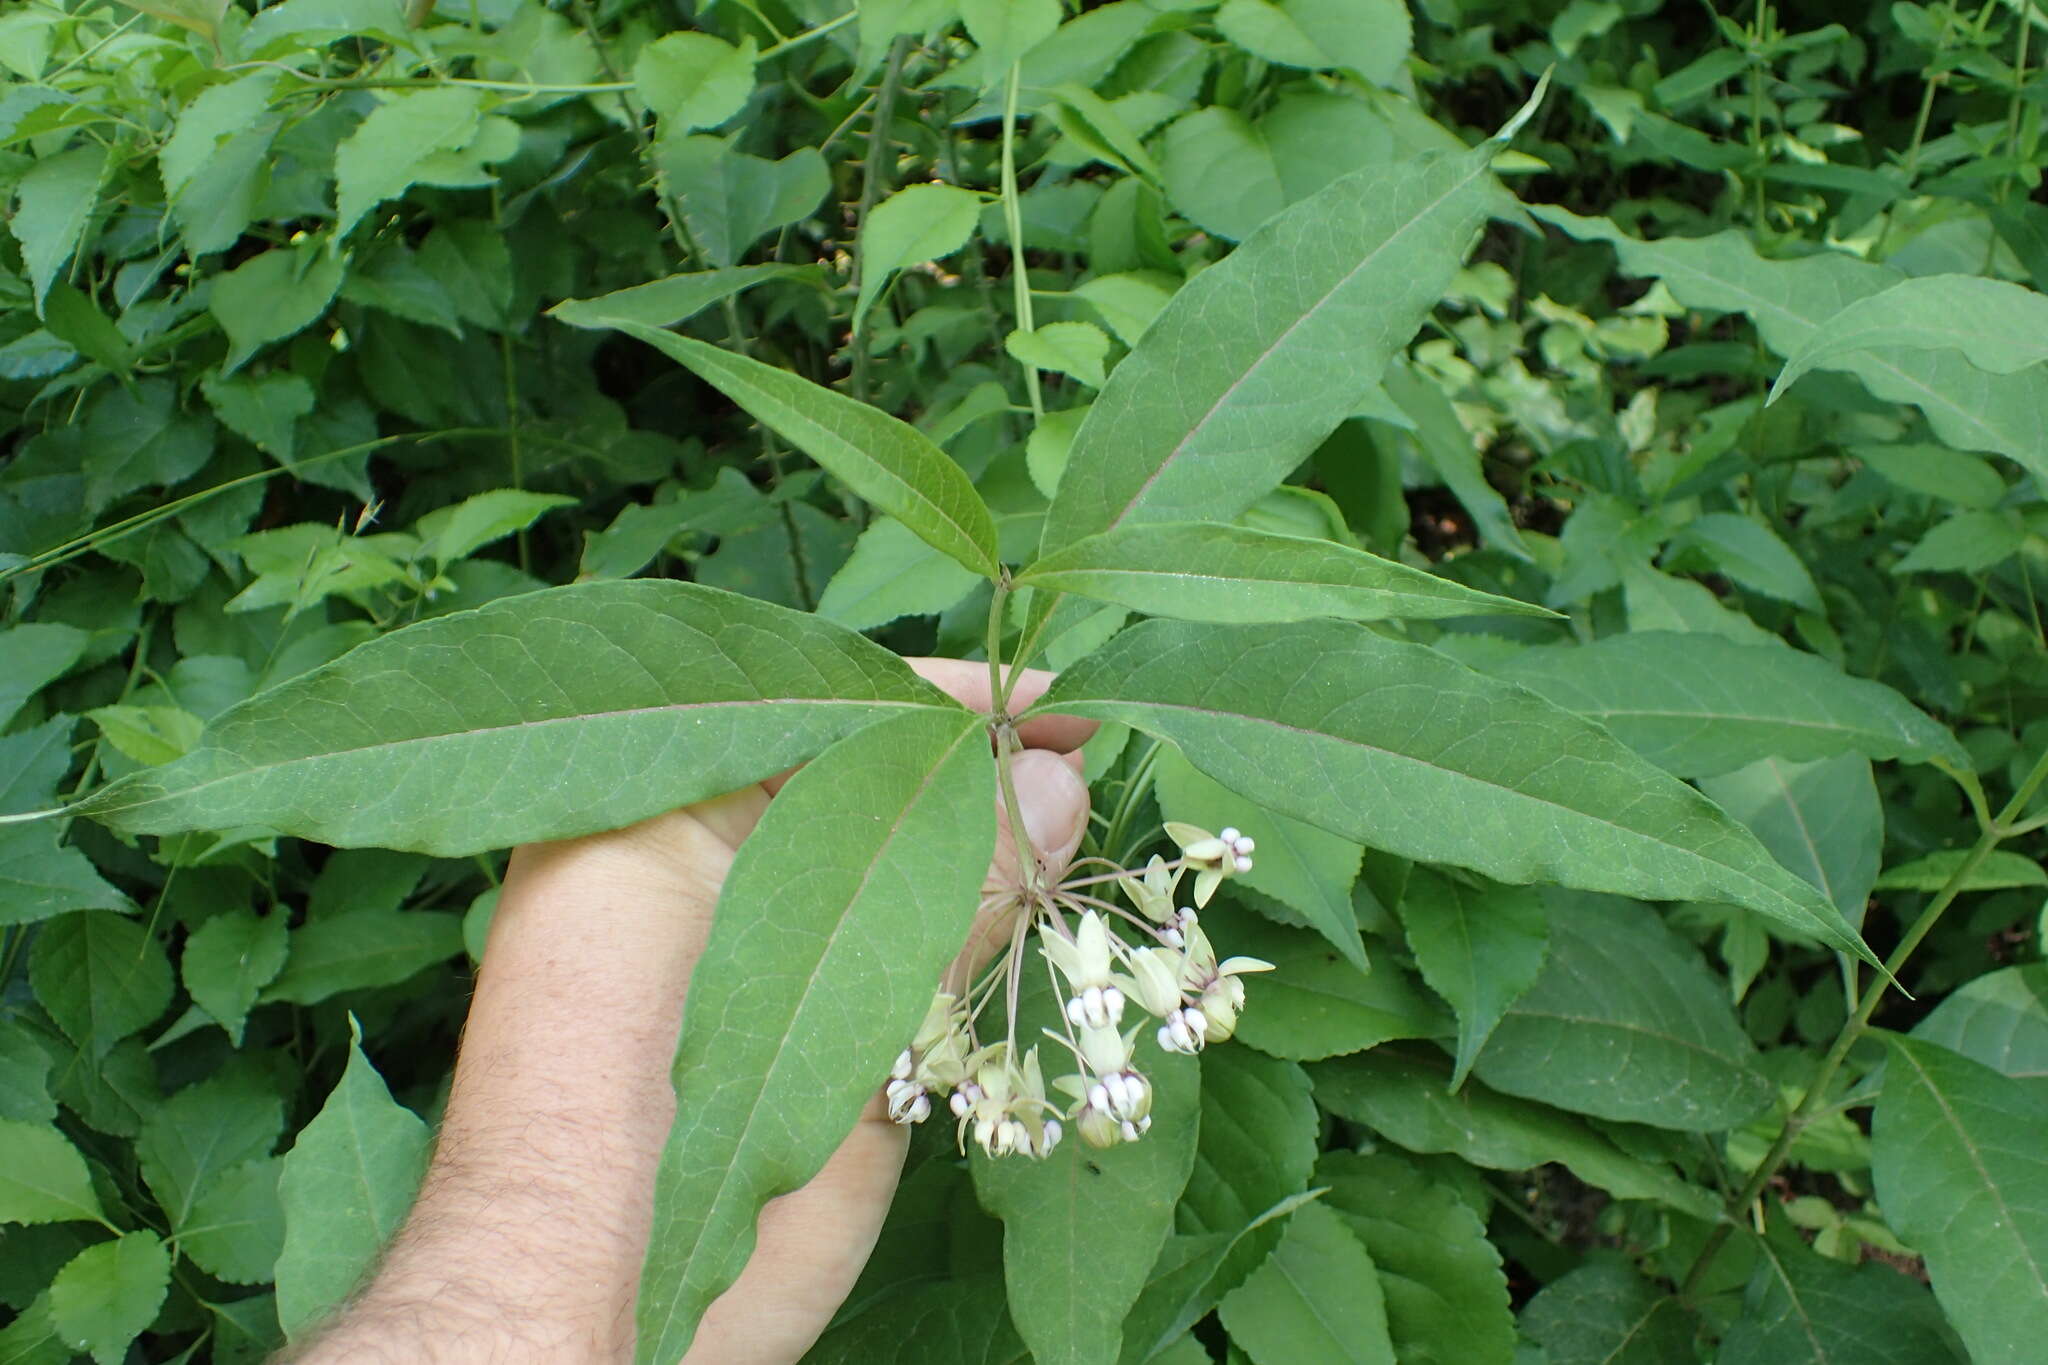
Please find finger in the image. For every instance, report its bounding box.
[955,748,1093,980]
[907,657,1099,752]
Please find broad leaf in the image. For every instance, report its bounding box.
[0,827,128,927]
[74,582,960,856]
[589,323,999,578]
[1770,274,2048,401]
[1202,902,1445,1061]
[135,1067,284,1225]
[1872,1036,2048,1365]
[1120,1193,1323,1364]
[1472,893,1773,1131]
[816,516,982,631]
[333,88,488,241]
[179,1156,286,1286]
[853,183,986,336]
[632,32,755,133]
[807,1276,1027,1364]
[209,239,346,372]
[1217,1201,1395,1365]
[47,1231,170,1365]
[1877,849,2046,893]
[635,709,995,1363]
[1718,1221,1963,1365]
[0,1120,105,1226]
[0,624,85,730]
[10,144,103,310]
[549,264,819,331]
[29,913,173,1058]
[1520,1262,1695,1365]
[1041,145,1501,553]
[180,909,289,1044]
[960,0,1062,69]
[657,136,828,267]
[415,489,575,565]
[1016,522,1549,624]
[1700,755,1882,931]
[1180,1046,1318,1282]
[275,1028,430,1339]
[260,909,463,1005]
[1912,964,2048,1093]
[1497,632,1964,777]
[1401,868,1548,1089]
[1038,618,1879,964]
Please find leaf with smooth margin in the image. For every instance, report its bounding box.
[1496,632,1963,778]
[1153,748,1366,972]
[1871,1036,2048,1365]
[1036,618,1879,965]
[135,1067,284,1226]
[1316,1150,1515,1365]
[47,1231,169,1365]
[1119,1192,1324,1364]
[1041,144,1500,554]
[1668,513,1823,613]
[1471,893,1771,1130]
[1217,1201,1395,1365]
[1016,522,1550,624]
[1718,1220,1964,1365]
[0,1120,105,1225]
[1770,274,2048,402]
[1310,1047,1720,1217]
[1520,1262,1695,1365]
[1877,849,2047,892]
[72,582,961,856]
[261,909,463,1005]
[975,1046,1198,1365]
[179,1156,286,1286]
[29,913,173,1057]
[1201,902,1445,1061]
[817,516,982,631]
[1535,205,2048,486]
[853,183,986,337]
[1912,964,2048,1094]
[1701,755,1881,933]
[1402,869,1548,1090]
[549,264,819,331]
[1180,1046,1318,1281]
[275,1026,429,1339]
[0,623,86,730]
[595,323,998,578]
[635,710,994,1363]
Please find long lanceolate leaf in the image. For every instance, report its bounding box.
[1039,145,1501,555]
[635,709,995,1363]
[72,582,961,856]
[1036,619,1880,966]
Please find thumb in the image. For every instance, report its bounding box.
[985,749,1092,896]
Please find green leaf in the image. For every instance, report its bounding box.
[1894,510,2026,574]
[597,324,1000,578]
[1520,1262,1695,1365]
[1215,0,1326,68]
[1042,145,1500,554]
[1159,108,1288,243]
[1311,1047,1721,1217]
[180,1157,286,1286]
[47,1232,170,1365]
[261,909,463,1005]
[549,264,820,331]
[1871,1036,2048,1365]
[0,1292,67,1365]
[1153,748,1366,971]
[1180,1045,1318,1285]
[1017,522,1550,625]
[0,1026,56,1123]
[80,379,216,515]
[160,71,281,256]
[1700,755,1881,931]
[634,709,995,1363]
[41,284,130,375]
[87,704,203,766]
[808,1277,1027,1364]
[275,1027,430,1339]
[633,32,756,133]
[1121,1194,1324,1364]
[1851,443,2007,509]
[209,239,346,372]
[0,718,75,814]
[1402,869,1548,1090]
[0,623,86,731]
[29,913,173,1058]
[976,1049,1199,1365]
[0,1120,105,1226]
[1203,902,1445,1061]
[1382,362,1533,561]
[1666,512,1823,613]
[816,516,982,631]
[136,1067,284,1225]
[854,183,986,336]
[1770,275,2048,402]
[10,143,104,310]
[1007,321,1111,388]
[960,0,1062,69]
[1072,272,1176,348]
[1912,964,2048,1092]
[1315,1150,1514,1365]
[180,910,288,1045]
[1496,633,1964,777]
[414,489,576,564]
[0,826,127,928]
[202,372,315,461]
[1472,893,1772,1130]
[1876,849,2047,892]
[1037,618,1878,964]
[74,582,961,856]
[333,87,487,241]
[1718,1221,1964,1365]
[1217,1201,1395,1365]
[657,135,828,268]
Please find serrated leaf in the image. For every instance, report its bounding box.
[1218,1200,1395,1365]
[1316,1149,1514,1365]
[1042,145,1500,554]
[179,1157,286,1286]
[1496,632,1963,778]
[549,264,819,331]
[1310,1047,1720,1217]
[656,135,828,268]
[597,324,999,578]
[48,1231,169,1365]
[960,0,1062,69]
[80,379,215,515]
[1520,1262,1695,1365]
[634,710,995,1363]
[1894,510,2026,574]
[180,909,288,1045]
[333,87,487,241]
[1203,902,1444,1061]
[74,581,961,856]
[0,624,85,731]
[136,1068,284,1226]
[1180,1045,1318,1286]
[414,489,576,565]
[0,1120,105,1226]
[1472,893,1772,1130]
[1770,274,2048,402]
[10,144,103,311]
[275,1029,430,1339]
[1402,869,1548,1090]
[854,183,986,336]
[29,913,173,1057]
[1667,512,1823,613]
[202,372,314,460]
[208,239,346,372]
[1872,1037,2048,1365]
[1018,522,1549,625]
[1912,964,2048,1091]
[160,71,280,256]
[1877,849,2046,892]
[0,827,127,928]
[1007,321,1110,388]
[261,909,463,1005]
[633,32,756,133]
[1037,618,1879,964]
[1718,1221,1964,1365]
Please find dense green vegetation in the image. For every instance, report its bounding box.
[5,0,2048,1361]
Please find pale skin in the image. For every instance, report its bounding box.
[280,662,1095,1364]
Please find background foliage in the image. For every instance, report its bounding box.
[4,0,2048,1361]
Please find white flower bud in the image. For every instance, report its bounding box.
[1077,1105,1122,1148]
[1120,948,1183,1017]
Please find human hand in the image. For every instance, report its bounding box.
[286,662,1093,1365]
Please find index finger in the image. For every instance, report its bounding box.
[906,658,1099,753]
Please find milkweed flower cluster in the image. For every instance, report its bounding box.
[886,821,1272,1158]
